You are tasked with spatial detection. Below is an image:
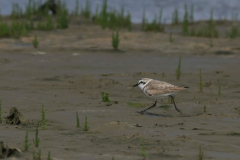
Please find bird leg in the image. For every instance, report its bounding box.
[169,95,182,114]
[137,100,157,115]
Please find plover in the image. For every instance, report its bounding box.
[133,78,188,114]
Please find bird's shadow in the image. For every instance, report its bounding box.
[136,111,172,117]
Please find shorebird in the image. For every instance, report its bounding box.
[133,78,188,114]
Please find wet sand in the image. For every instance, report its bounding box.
[0,20,240,160]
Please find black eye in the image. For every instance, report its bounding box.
[140,81,146,84]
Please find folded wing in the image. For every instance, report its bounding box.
[144,80,186,96]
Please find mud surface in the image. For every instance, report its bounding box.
[0,21,240,160]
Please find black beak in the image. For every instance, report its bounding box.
[133,83,139,87]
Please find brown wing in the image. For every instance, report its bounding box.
[144,80,185,96]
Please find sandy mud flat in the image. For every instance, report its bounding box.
[0,20,240,160]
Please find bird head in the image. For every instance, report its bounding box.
[133,78,152,90]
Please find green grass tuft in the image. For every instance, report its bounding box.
[190,9,218,38]
[102,92,111,102]
[176,56,181,80]
[198,146,204,160]
[41,103,46,130]
[24,131,30,151]
[74,0,79,16]
[48,151,51,160]
[142,139,146,159]
[182,4,189,36]
[190,5,194,23]
[76,111,80,128]
[172,8,178,25]
[33,122,40,147]
[0,22,10,37]
[229,25,238,38]
[11,3,23,19]
[144,9,164,32]
[33,149,41,160]
[112,31,120,50]
[32,34,39,48]
[56,1,69,29]
[83,115,89,131]
[81,0,91,19]
[94,0,131,30]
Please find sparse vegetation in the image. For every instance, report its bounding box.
[41,103,46,130]
[36,15,54,31]
[32,34,39,48]
[176,56,182,80]
[190,5,194,23]
[142,139,146,159]
[199,68,203,92]
[182,4,189,36]
[144,9,164,32]
[112,31,120,50]
[102,92,111,102]
[0,22,10,37]
[94,0,131,30]
[81,0,91,19]
[74,0,79,16]
[56,1,69,29]
[198,146,204,160]
[48,151,51,160]
[83,115,89,131]
[172,8,178,25]
[229,25,239,38]
[76,111,80,127]
[24,131,30,151]
[11,3,23,19]
[33,122,40,147]
[33,149,41,160]
[190,9,218,38]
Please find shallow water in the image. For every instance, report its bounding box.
[1,0,240,23]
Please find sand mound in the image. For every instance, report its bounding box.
[0,141,21,158]
[6,107,25,125]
